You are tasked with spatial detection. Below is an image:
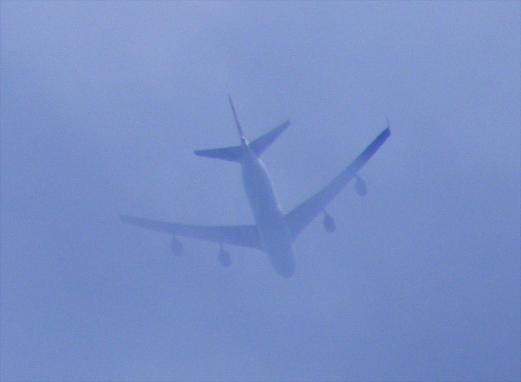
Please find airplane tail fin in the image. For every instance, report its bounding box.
[194,120,290,162]
[228,95,245,142]
[193,97,290,162]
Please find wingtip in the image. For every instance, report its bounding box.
[382,117,391,137]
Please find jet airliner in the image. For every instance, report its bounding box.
[121,97,391,278]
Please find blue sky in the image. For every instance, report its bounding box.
[1,1,519,381]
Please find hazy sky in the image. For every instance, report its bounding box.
[1,1,519,381]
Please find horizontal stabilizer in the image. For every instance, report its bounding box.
[194,145,242,162]
[194,120,289,162]
[250,120,290,157]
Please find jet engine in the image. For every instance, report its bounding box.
[218,245,232,267]
[354,175,367,196]
[170,235,184,256]
[323,211,336,233]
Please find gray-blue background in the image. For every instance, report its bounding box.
[1,2,519,381]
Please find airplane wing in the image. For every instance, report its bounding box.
[285,126,391,240]
[120,215,261,249]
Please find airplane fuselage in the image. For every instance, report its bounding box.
[120,97,391,279]
[240,144,296,277]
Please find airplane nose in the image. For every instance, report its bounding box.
[280,268,295,278]
[277,262,296,278]
[269,247,296,278]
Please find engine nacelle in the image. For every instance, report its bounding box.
[323,212,336,233]
[218,247,232,267]
[170,235,184,256]
[355,175,367,196]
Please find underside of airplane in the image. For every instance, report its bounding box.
[121,97,391,277]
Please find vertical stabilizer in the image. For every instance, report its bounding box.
[228,95,246,143]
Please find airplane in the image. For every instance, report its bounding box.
[121,97,391,278]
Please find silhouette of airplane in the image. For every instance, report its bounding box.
[121,97,391,278]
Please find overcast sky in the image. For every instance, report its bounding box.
[1,1,520,381]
